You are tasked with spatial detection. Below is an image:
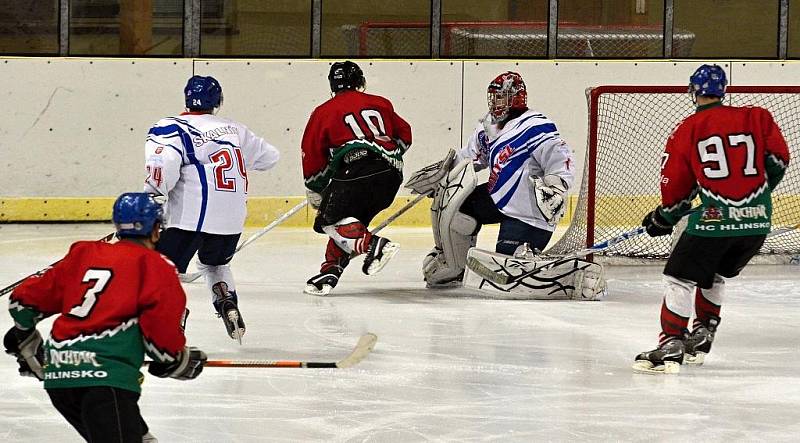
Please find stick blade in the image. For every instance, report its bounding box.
[336,333,378,368]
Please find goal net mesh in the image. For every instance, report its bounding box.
[546,86,800,260]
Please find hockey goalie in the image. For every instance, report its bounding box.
[406,71,606,300]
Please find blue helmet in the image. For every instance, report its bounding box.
[112,193,164,238]
[184,75,223,110]
[689,64,727,99]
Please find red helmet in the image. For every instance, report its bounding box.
[487,71,527,123]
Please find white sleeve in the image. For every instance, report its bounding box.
[240,126,280,172]
[531,138,575,189]
[456,120,491,171]
[144,140,183,196]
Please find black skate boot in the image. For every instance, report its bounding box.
[362,235,399,275]
[212,283,245,344]
[684,316,720,365]
[304,256,349,296]
[632,334,686,374]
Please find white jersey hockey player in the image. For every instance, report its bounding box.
[407,71,602,300]
[145,75,280,342]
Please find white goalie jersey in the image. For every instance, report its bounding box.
[458,110,574,231]
[144,113,280,235]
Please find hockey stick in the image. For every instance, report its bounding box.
[1,232,115,298]
[371,193,427,235]
[146,333,377,368]
[469,216,799,286]
[180,200,309,283]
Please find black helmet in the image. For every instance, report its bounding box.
[328,61,365,93]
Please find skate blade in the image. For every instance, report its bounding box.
[226,311,245,345]
[683,352,706,365]
[304,284,332,296]
[632,360,680,374]
[366,242,400,275]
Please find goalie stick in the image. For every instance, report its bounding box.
[1,232,115,298]
[469,218,800,286]
[145,333,378,368]
[180,200,309,283]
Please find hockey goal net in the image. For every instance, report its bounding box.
[340,22,695,57]
[546,86,800,261]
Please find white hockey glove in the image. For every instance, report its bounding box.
[530,174,567,225]
[305,188,323,210]
[3,326,45,380]
[148,346,207,381]
[405,149,456,196]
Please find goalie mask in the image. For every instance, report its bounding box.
[487,71,527,124]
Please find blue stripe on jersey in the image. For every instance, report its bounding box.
[488,123,558,192]
[149,123,208,232]
[146,135,186,164]
[495,169,525,210]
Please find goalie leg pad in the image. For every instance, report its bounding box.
[463,248,607,300]
[425,159,478,285]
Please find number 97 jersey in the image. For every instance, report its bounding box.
[660,104,790,237]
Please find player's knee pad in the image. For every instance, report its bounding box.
[462,248,606,300]
[699,274,725,305]
[322,217,368,254]
[197,262,236,295]
[663,275,695,317]
[425,159,478,285]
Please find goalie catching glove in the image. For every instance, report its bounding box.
[530,174,567,225]
[148,346,207,380]
[4,326,45,380]
[405,149,456,196]
[642,206,675,237]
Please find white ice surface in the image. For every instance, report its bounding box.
[1,224,799,442]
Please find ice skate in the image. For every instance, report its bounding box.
[212,283,245,344]
[632,335,685,374]
[362,235,399,275]
[304,269,342,296]
[684,316,720,365]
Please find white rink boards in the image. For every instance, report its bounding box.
[1,224,799,442]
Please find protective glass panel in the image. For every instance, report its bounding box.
[557,0,666,58]
[790,0,800,58]
[322,0,431,57]
[200,0,311,56]
[441,0,548,57]
[0,1,59,54]
[673,0,779,58]
[70,0,183,56]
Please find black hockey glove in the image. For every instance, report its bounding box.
[3,326,45,380]
[148,346,207,381]
[642,207,675,237]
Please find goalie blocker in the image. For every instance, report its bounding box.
[463,247,607,300]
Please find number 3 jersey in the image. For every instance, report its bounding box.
[145,112,281,234]
[660,103,790,237]
[9,240,188,393]
[301,90,412,192]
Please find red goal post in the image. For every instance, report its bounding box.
[546,85,800,261]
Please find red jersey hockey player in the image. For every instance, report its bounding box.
[4,193,206,441]
[301,61,413,295]
[633,65,791,374]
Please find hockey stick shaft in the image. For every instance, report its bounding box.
[1,232,115,297]
[144,333,377,369]
[371,193,427,235]
[181,200,309,283]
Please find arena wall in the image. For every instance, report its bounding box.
[1,58,798,226]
